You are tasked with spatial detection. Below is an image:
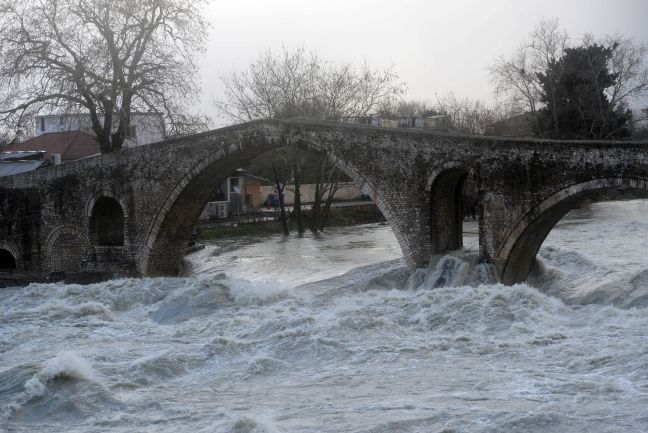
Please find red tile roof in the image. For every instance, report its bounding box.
[3,131,100,161]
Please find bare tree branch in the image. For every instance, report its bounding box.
[0,0,209,152]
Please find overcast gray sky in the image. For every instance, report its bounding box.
[201,0,648,125]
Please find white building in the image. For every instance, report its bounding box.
[34,112,165,147]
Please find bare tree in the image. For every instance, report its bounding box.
[0,0,208,153]
[585,34,648,113]
[379,99,438,117]
[435,92,505,135]
[216,47,405,122]
[216,49,320,122]
[309,156,341,234]
[217,48,405,233]
[594,34,648,132]
[271,149,291,235]
[291,141,305,234]
[489,17,569,123]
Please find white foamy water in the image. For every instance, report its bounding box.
[1,202,648,432]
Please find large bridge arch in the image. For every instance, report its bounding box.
[138,132,410,276]
[497,177,648,285]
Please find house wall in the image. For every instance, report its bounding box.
[199,176,265,219]
[260,182,363,206]
[425,116,451,129]
[244,181,263,208]
[34,113,165,147]
[380,119,399,128]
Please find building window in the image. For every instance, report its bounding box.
[126,125,137,139]
[229,177,240,193]
[40,117,45,132]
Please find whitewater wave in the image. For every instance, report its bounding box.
[1,351,101,427]
[2,212,648,432]
[23,351,99,399]
[528,246,648,308]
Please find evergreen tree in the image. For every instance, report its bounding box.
[537,44,633,139]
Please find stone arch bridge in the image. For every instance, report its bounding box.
[1,119,647,284]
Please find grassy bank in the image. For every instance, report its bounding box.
[198,204,385,240]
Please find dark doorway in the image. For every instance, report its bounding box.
[90,197,125,246]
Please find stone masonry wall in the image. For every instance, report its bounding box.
[0,119,646,283]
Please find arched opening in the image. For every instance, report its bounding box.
[89,197,125,246]
[140,136,404,277]
[429,167,472,253]
[46,227,88,272]
[499,178,648,285]
[0,249,17,270]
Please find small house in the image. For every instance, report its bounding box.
[2,131,100,162]
[199,169,268,220]
[398,116,426,129]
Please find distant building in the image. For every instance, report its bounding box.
[486,112,536,137]
[398,116,426,128]
[259,182,364,206]
[424,115,451,130]
[34,112,165,147]
[379,118,399,128]
[2,131,100,163]
[325,115,451,130]
[368,115,450,130]
[199,169,268,220]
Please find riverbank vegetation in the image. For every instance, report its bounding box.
[198,205,385,240]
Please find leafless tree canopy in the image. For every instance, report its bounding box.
[215,48,406,123]
[381,99,439,118]
[380,95,505,135]
[489,18,569,116]
[0,0,208,152]
[435,93,506,135]
[599,34,648,113]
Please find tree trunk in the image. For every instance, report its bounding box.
[293,149,304,234]
[309,158,325,233]
[272,155,289,235]
[319,168,340,231]
[277,184,289,235]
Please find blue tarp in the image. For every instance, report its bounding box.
[0,160,45,177]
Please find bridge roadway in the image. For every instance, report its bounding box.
[1,119,647,284]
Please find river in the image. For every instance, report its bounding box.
[1,200,648,432]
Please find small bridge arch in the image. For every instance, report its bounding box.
[426,161,475,255]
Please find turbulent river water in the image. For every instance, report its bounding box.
[2,200,648,432]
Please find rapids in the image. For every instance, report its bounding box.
[1,200,648,432]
